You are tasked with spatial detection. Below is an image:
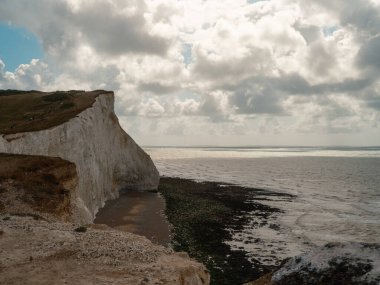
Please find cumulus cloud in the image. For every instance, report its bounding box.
[0,0,380,145]
[0,0,170,57]
[0,59,53,90]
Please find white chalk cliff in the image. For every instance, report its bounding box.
[0,92,159,223]
[0,91,210,285]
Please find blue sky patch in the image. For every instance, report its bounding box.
[0,23,43,72]
[182,43,193,66]
[323,26,338,37]
[247,0,267,4]
[177,89,200,101]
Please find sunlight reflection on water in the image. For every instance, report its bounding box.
[145,146,380,265]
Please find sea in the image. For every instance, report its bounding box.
[144,146,380,265]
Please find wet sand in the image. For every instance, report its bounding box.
[94,177,294,285]
[94,190,171,246]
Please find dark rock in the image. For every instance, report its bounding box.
[272,242,380,285]
[74,226,87,233]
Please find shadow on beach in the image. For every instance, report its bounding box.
[95,177,294,285]
[94,189,171,246]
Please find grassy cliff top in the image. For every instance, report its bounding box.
[0,90,112,135]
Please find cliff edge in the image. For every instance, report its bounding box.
[0,90,159,223]
[0,90,209,285]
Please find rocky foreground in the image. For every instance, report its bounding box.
[0,153,210,285]
[0,215,209,285]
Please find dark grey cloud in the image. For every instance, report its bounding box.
[307,42,337,77]
[212,72,373,118]
[330,0,380,79]
[138,82,179,95]
[357,35,380,72]
[192,47,272,81]
[366,98,380,110]
[229,82,286,115]
[339,0,380,35]
[74,1,169,56]
[84,65,121,91]
[270,74,312,95]
[326,125,361,134]
[250,74,328,96]
[357,87,380,111]
[199,95,223,114]
[223,73,371,96]
[311,0,380,34]
[301,77,372,96]
[197,93,233,122]
[294,23,321,44]
[316,96,354,118]
[231,90,285,115]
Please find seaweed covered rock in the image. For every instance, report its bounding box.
[272,242,380,285]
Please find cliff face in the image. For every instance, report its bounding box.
[0,154,77,221]
[0,91,209,285]
[0,91,159,223]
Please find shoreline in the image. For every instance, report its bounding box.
[158,177,294,285]
[94,189,171,246]
[94,176,295,284]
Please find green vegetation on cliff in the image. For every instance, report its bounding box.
[0,90,112,134]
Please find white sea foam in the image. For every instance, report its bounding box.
[145,147,380,265]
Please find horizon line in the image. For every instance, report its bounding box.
[142,145,380,149]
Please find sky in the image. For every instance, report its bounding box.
[0,0,380,146]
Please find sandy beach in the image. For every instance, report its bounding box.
[94,177,294,284]
[94,190,171,246]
